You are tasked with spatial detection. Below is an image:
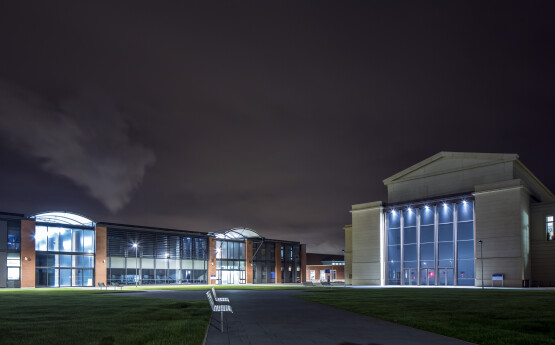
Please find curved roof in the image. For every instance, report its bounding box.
[215,227,262,240]
[31,211,95,227]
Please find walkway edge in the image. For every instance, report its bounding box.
[201,311,212,345]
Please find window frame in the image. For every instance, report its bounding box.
[547,216,554,241]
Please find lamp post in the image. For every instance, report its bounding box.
[132,243,138,288]
[342,249,346,287]
[478,240,483,289]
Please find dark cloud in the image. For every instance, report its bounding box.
[0,1,554,254]
[0,81,155,212]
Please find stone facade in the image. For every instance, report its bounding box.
[347,152,555,287]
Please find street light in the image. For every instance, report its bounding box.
[478,240,483,289]
[132,243,139,288]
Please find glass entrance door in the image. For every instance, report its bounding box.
[420,268,435,285]
[439,268,454,286]
[403,269,417,285]
[218,270,246,284]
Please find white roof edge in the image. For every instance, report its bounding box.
[215,227,263,240]
[31,211,95,226]
[514,159,555,201]
[383,151,519,185]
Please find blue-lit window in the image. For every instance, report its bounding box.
[388,211,400,228]
[420,206,434,225]
[387,210,401,285]
[457,201,475,286]
[7,225,21,251]
[403,209,416,227]
[457,201,473,222]
[439,203,453,223]
[386,199,475,286]
[547,216,554,241]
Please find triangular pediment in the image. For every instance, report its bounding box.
[383,152,519,185]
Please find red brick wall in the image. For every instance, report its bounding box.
[300,244,307,282]
[20,220,36,288]
[245,239,253,284]
[306,265,345,281]
[208,237,217,284]
[95,226,107,286]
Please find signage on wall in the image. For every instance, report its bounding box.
[210,275,216,280]
[325,269,330,273]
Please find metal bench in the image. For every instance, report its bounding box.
[206,291,233,332]
[110,282,124,290]
[211,287,230,303]
[302,281,315,287]
[98,282,107,290]
[320,281,332,287]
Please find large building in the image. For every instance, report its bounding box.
[0,211,306,288]
[346,152,555,287]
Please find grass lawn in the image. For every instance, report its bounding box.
[296,288,555,345]
[122,284,308,291]
[0,289,210,345]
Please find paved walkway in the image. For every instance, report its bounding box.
[205,290,475,345]
[117,289,475,345]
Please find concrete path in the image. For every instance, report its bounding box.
[112,289,475,345]
[204,289,475,345]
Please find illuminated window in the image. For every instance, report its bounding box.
[547,216,554,241]
[8,268,20,280]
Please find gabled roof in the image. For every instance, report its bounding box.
[383,151,518,185]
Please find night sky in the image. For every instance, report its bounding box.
[0,2,554,254]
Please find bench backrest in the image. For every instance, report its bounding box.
[211,287,219,299]
[98,282,105,287]
[206,291,216,310]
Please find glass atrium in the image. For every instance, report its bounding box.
[386,199,475,286]
[33,212,96,287]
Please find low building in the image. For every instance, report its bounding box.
[305,253,344,282]
[0,211,306,288]
[346,152,555,287]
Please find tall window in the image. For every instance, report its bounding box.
[457,201,475,286]
[35,226,95,287]
[547,216,554,241]
[387,210,401,285]
[386,199,474,286]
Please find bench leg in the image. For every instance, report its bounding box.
[221,311,224,332]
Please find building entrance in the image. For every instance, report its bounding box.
[403,269,417,285]
[218,270,245,284]
[420,268,435,285]
[439,268,454,286]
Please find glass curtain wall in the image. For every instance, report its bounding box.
[107,228,208,285]
[281,244,301,283]
[252,242,275,283]
[386,200,475,286]
[216,240,245,284]
[35,225,95,287]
